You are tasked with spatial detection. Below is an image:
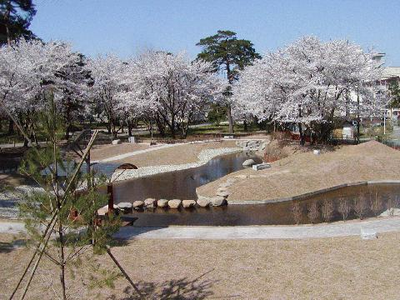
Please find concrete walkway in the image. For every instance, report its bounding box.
[2,217,400,239]
[114,217,400,240]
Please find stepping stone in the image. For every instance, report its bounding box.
[133,200,144,209]
[168,199,182,209]
[182,200,196,208]
[157,199,169,208]
[211,196,227,207]
[144,198,156,208]
[117,202,133,213]
[197,198,211,208]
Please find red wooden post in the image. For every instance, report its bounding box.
[107,183,114,214]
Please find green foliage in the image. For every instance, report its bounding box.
[0,0,37,45]
[17,94,121,297]
[196,30,261,82]
[388,81,400,109]
[207,104,227,125]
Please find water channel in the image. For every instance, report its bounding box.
[111,152,400,226]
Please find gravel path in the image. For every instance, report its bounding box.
[2,217,400,239]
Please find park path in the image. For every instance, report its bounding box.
[2,217,400,239]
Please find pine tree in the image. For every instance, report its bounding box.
[196,30,261,134]
[11,93,122,299]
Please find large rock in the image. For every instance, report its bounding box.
[197,198,211,208]
[133,200,144,209]
[157,199,169,208]
[168,199,182,209]
[182,200,196,208]
[242,159,256,167]
[211,196,227,207]
[112,139,122,145]
[144,198,156,208]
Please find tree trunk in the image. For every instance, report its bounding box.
[243,119,248,132]
[298,123,305,146]
[128,122,133,136]
[227,104,234,134]
[8,119,14,134]
[155,116,166,137]
[65,125,70,140]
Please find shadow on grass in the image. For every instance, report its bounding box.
[0,239,26,253]
[108,269,219,300]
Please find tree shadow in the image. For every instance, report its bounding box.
[108,269,216,300]
[0,239,26,253]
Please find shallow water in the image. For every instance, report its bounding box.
[127,184,400,226]
[113,151,262,202]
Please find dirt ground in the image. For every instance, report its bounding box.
[89,143,150,161]
[197,141,400,202]
[1,231,399,299]
[112,140,238,167]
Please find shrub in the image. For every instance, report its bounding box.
[307,202,320,224]
[291,202,303,225]
[354,194,368,220]
[321,199,335,222]
[338,197,351,221]
[370,190,382,217]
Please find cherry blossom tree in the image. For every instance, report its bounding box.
[233,36,387,144]
[120,50,224,138]
[86,54,128,138]
[0,39,85,144]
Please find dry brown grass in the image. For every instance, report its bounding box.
[112,140,237,167]
[89,143,150,161]
[1,232,400,299]
[198,141,400,202]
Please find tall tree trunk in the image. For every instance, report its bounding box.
[227,104,234,134]
[298,123,305,146]
[155,116,166,137]
[128,122,133,137]
[59,225,67,300]
[8,119,14,134]
[243,119,248,132]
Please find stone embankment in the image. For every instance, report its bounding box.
[235,139,269,151]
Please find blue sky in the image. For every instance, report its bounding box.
[30,0,400,65]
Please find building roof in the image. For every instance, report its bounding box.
[382,67,400,80]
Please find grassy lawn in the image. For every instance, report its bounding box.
[1,232,399,299]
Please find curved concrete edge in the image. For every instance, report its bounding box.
[226,180,400,205]
[114,216,400,240]
[111,147,243,182]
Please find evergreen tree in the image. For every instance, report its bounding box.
[196,30,261,133]
[388,81,400,109]
[12,94,121,299]
[0,0,37,45]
